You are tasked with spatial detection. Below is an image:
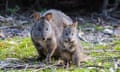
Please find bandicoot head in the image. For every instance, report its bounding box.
[62,21,78,42]
[33,12,53,41]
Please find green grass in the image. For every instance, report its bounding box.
[0,37,120,72]
[0,68,106,72]
[0,37,38,60]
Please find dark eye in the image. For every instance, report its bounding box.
[38,28,41,31]
[65,33,68,36]
[46,28,48,31]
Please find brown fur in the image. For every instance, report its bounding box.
[59,22,91,67]
[31,9,73,63]
[31,12,41,21]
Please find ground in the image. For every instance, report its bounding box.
[0,11,120,72]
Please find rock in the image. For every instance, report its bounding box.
[1,27,30,39]
[0,16,13,23]
[78,31,88,42]
[0,61,10,69]
[0,16,5,22]
[103,29,113,35]
[0,16,5,19]
[117,60,120,67]
[6,17,13,22]
[104,25,113,29]
[78,17,85,24]
[17,20,28,25]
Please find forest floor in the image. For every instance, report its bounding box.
[0,11,120,72]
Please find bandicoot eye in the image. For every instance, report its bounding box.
[39,28,41,31]
[46,28,48,31]
[65,33,68,36]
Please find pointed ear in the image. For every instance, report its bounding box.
[72,21,78,28]
[63,22,67,28]
[31,12,41,21]
[45,13,52,21]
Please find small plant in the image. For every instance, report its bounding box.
[38,8,47,14]
[7,5,20,14]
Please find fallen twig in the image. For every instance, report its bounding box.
[82,65,109,69]
[33,64,63,72]
[84,50,120,53]
[0,26,24,30]
[1,64,44,70]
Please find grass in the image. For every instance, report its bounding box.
[0,37,38,60]
[0,37,120,72]
[0,68,105,72]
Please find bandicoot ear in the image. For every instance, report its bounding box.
[31,12,41,21]
[45,13,52,21]
[72,21,78,28]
